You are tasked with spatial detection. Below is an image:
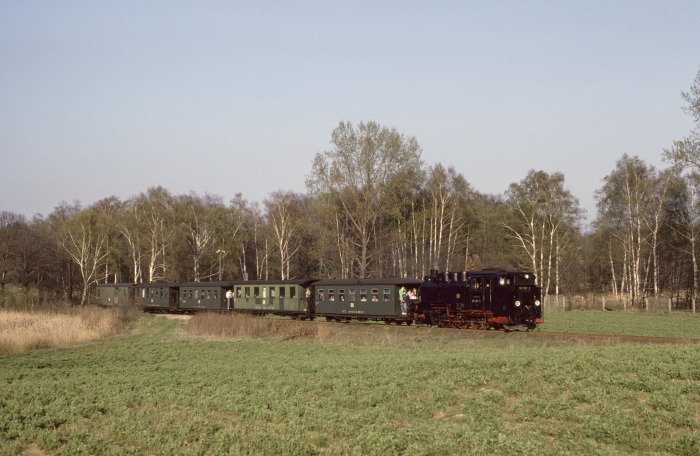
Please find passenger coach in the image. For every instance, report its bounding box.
[232,279,317,318]
[313,278,422,325]
[95,283,134,306]
[134,282,180,313]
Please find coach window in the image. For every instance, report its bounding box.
[360,289,367,301]
[270,287,275,298]
[328,289,335,301]
[349,289,356,302]
[245,287,250,298]
[339,289,345,301]
[213,290,218,300]
[279,287,285,299]
[290,287,296,299]
[371,289,379,302]
[318,289,324,301]
[383,288,391,302]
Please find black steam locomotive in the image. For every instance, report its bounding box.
[95,269,542,331]
[415,269,542,331]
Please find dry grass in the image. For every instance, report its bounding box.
[0,305,137,354]
[185,313,327,340]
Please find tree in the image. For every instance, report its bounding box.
[0,211,25,297]
[595,156,665,309]
[135,187,175,282]
[662,68,700,313]
[47,202,81,301]
[424,164,474,272]
[60,206,110,305]
[504,170,583,300]
[663,68,700,170]
[307,121,422,277]
[265,191,305,280]
[175,193,222,282]
[663,173,700,313]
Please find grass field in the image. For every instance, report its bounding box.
[0,310,698,455]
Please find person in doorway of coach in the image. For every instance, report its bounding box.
[226,289,233,311]
[402,289,411,316]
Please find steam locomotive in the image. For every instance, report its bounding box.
[95,268,542,331]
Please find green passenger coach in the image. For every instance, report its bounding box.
[179,281,233,311]
[95,283,134,307]
[134,283,179,312]
[233,280,315,318]
[313,278,422,324]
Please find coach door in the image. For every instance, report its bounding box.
[169,288,179,311]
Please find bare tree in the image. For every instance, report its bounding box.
[595,156,661,308]
[265,191,305,280]
[134,187,175,282]
[504,170,582,301]
[307,121,422,277]
[60,207,110,305]
[176,193,222,282]
[663,67,700,314]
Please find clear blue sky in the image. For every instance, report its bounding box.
[2,1,699,227]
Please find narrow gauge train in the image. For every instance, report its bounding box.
[95,269,542,331]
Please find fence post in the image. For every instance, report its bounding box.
[668,297,672,314]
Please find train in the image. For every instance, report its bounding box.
[95,268,543,331]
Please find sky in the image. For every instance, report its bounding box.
[2,1,699,228]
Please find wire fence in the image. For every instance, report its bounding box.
[544,294,698,315]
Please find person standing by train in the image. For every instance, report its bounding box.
[226,289,233,311]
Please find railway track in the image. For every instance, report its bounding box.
[158,314,700,345]
[504,330,700,345]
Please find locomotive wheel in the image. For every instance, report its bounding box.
[406,320,413,326]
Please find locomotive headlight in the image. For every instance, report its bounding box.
[535,300,541,307]
[514,300,521,307]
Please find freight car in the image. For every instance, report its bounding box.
[95,269,542,331]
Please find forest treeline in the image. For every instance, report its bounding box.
[2,69,699,310]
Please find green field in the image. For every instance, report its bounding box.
[0,311,698,455]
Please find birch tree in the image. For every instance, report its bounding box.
[663,67,700,314]
[504,170,582,299]
[176,194,221,282]
[307,121,422,277]
[424,164,474,272]
[60,207,110,305]
[265,191,304,280]
[595,155,660,308]
[136,187,175,282]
